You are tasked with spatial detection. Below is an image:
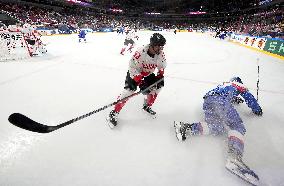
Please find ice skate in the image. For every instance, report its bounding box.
[174,121,188,141]
[142,104,156,118]
[226,155,259,186]
[106,110,119,129]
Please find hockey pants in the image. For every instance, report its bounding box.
[192,95,246,156]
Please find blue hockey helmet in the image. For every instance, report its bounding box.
[230,77,243,84]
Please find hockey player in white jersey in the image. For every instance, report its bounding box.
[0,21,6,31]
[7,23,22,32]
[5,23,25,49]
[174,77,262,185]
[22,23,47,56]
[120,29,139,55]
[108,33,166,128]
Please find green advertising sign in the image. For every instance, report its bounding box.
[263,38,284,57]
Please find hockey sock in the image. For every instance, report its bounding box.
[185,122,210,136]
[114,99,127,113]
[228,130,244,156]
[146,93,157,107]
[193,122,210,135]
[114,90,134,112]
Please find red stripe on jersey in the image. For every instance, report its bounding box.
[231,83,247,93]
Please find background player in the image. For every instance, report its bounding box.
[78,29,87,43]
[120,29,139,55]
[22,22,47,56]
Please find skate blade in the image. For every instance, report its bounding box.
[142,110,156,119]
[226,166,259,186]
[105,117,115,129]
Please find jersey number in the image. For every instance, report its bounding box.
[133,51,141,59]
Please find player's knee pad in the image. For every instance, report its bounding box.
[199,122,210,135]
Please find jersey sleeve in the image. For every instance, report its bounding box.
[241,91,262,113]
[128,47,144,79]
[232,83,262,113]
[157,51,167,75]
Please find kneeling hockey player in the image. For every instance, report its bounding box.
[174,77,262,186]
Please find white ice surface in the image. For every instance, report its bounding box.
[0,31,284,186]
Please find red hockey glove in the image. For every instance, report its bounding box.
[157,69,164,79]
[141,71,150,77]
[133,74,143,85]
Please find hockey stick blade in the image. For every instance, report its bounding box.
[8,77,164,133]
[8,113,58,133]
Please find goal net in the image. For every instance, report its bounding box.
[0,31,31,61]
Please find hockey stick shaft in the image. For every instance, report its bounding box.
[257,58,260,101]
[8,77,164,133]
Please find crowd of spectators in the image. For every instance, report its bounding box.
[0,0,283,39]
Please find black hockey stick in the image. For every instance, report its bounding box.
[8,77,164,133]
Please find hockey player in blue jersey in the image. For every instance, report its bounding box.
[117,27,124,35]
[78,29,87,43]
[174,77,262,185]
[219,31,227,40]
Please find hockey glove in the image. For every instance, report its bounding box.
[133,74,143,86]
[125,71,141,91]
[133,71,151,86]
[156,69,164,89]
[139,73,157,95]
[253,108,263,116]
[156,77,164,89]
[231,96,244,104]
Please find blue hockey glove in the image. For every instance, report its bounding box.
[231,97,244,104]
[253,108,263,116]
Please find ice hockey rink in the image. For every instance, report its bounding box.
[0,31,284,186]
